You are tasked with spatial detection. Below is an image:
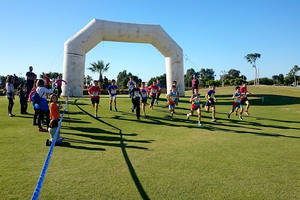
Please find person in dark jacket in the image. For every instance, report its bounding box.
[18,83,28,114]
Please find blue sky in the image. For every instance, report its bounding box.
[0,0,299,81]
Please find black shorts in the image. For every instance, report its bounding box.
[241,98,248,105]
[205,100,215,107]
[141,98,147,104]
[91,98,100,104]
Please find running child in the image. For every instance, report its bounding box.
[127,77,135,98]
[108,79,118,112]
[18,83,28,114]
[171,80,179,105]
[191,74,199,94]
[130,82,141,120]
[148,81,159,109]
[227,86,243,120]
[240,81,251,115]
[88,80,101,117]
[140,82,148,117]
[186,89,202,126]
[55,75,67,98]
[155,79,162,105]
[46,94,64,146]
[166,85,177,118]
[205,85,217,122]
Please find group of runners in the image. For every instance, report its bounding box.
[4,68,252,146]
[87,76,252,127]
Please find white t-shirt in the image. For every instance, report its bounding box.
[5,83,14,98]
[36,86,55,99]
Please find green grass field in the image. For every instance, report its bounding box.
[0,86,299,200]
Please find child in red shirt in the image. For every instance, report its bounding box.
[240,82,252,115]
[88,80,101,117]
[148,81,159,109]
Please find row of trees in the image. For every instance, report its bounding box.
[85,59,299,88]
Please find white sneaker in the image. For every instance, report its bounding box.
[186,114,189,120]
[94,114,98,118]
[198,122,203,127]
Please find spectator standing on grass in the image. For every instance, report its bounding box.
[46,94,63,146]
[28,80,39,125]
[43,73,51,89]
[18,83,28,114]
[35,79,56,132]
[26,66,37,96]
[5,75,15,117]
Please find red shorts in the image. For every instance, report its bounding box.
[191,104,200,110]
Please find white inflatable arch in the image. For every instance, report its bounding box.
[62,19,184,96]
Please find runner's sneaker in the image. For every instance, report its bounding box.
[39,128,47,132]
[239,115,243,120]
[198,122,203,127]
[227,113,231,119]
[9,114,15,117]
[131,107,134,112]
[245,111,249,116]
[186,114,190,120]
[109,106,112,111]
[46,139,51,146]
[94,114,98,118]
[211,118,216,122]
[115,107,118,112]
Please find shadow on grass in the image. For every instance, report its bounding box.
[201,123,300,139]
[117,111,263,131]
[117,110,299,139]
[215,111,300,131]
[72,99,151,200]
[58,141,106,151]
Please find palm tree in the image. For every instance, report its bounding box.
[88,60,110,83]
[289,65,299,86]
[245,53,261,85]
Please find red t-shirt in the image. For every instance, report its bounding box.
[240,86,248,100]
[45,76,50,86]
[148,85,159,97]
[192,78,199,88]
[88,86,100,99]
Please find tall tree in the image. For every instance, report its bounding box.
[199,68,215,80]
[278,74,284,84]
[88,60,110,83]
[220,70,227,87]
[272,75,280,84]
[245,53,261,85]
[227,69,241,79]
[288,65,299,86]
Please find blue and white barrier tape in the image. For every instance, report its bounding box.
[31,88,70,200]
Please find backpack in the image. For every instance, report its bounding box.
[31,92,42,104]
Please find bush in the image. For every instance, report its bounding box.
[259,77,273,85]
